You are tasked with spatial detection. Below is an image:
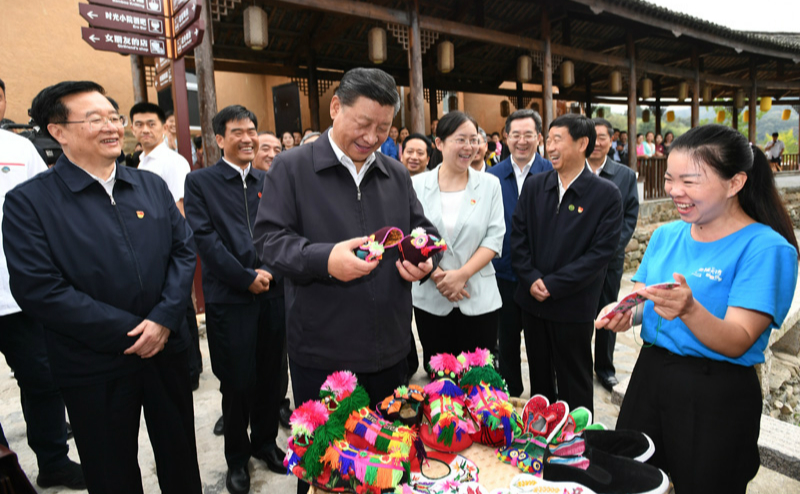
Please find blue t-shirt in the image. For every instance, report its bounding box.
[632,221,798,366]
[380,138,399,160]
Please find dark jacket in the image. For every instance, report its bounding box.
[597,158,639,272]
[487,154,553,282]
[2,155,194,386]
[252,130,440,372]
[184,160,281,304]
[511,166,622,322]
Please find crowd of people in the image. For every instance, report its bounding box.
[0,66,797,494]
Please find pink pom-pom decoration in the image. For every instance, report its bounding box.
[462,348,493,369]
[320,370,358,401]
[290,400,330,438]
[429,353,463,375]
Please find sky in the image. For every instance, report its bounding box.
[652,0,799,33]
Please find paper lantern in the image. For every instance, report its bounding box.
[742,109,749,122]
[666,110,675,122]
[517,55,532,83]
[438,41,454,73]
[561,60,575,88]
[783,109,792,121]
[702,85,712,103]
[597,108,605,118]
[641,77,653,100]
[642,109,650,123]
[447,95,458,111]
[677,82,688,102]
[716,110,726,123]
[610,71,622,94]
[368,27,387,64]
[500,100,510,118]
[243,6,269,50]
[734,89,745,109]
[760,96,772,112]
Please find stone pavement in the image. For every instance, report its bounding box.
[1,273,798,493]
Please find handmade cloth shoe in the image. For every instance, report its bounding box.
[549,429,655,463]
[543,446,669,494]
[495,436,546,477]
[551,406,592,445]
[355,226,404,262]
[508,473,600,494]
[421,354,477,452]
[407,450,480,492]
[522,397,568,445]
[378,385,426,427]
[398,227,447,264]
[458,348,522,447]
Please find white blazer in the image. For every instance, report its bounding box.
[411,166,505,316]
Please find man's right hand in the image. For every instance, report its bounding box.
[248,269,272,294]
[328,237,379,282]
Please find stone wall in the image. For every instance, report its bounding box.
[781,187,800,230]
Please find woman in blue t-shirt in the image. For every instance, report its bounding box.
[596,124,799,494]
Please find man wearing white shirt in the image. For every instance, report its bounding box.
[0,83,85,488]
[764,132,785,172]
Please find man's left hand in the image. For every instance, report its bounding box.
[124,319,171,358]
[396,258,434,282]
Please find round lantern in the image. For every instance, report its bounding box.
[500,100,510,118]
[641,77,653,100]
[243,6,269,50]
[760,96,772,112]
[438,41,454,74]
[742,109,749,122]
[666,110,675,122]
[561,61,575,88]
[716,110,726,123]
[642,109,650,123]
[677,82,688,102]
[517,55,532,83]
[734,89,745,109]
[447,95,458,111]
[783,109,792,121]
[368,27,387,64]
[702,85,712,103]
[609,71,622,94]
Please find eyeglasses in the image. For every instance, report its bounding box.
[56,114,128,132]
[508,132,537,141]
[448,137,480,146]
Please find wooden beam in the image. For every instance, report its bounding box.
[691,49,700,127]
[272,0,409,25]
[627,34,637,171]
[654,78,661,136]
[407,0,425,135]
[196,0,219,166]
[130,55,147,104]
[749,58,757,141]
[541,8,553,155]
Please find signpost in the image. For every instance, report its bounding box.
[172,0,202,37]
[174,19,205,58]
[81,26,173,57]
[80,3,167,36]
[154,65,173,92]
[87,0,168,15]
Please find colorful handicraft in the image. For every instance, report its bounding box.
[458,349,522,447]
[355,227,404,262]
[398,227,448,265]
[421,354,477,452]
[406,451,480,493]
[378,385,426,427]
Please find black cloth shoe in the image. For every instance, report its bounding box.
[191,373,200,391]
[226,465,250,494]
[252,444,286,474]
[549,430,656,463]
[279,402,292,429]
[213,415,224,436]
[66,422,73,440]
[599,375,619,392]
[37,460,86,490]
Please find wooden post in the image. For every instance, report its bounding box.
[171,59,193,168]
[195,0,219,166]
[516,81,524,111]
[541,9,553,156]
[749,58,758,142]
[691,49,700,128]
[307,49,321,131]
[732,105,739,131]
[407,0,425,135]
[130,55,148,103]
[654,78,662,136]
[627,34,637,171]
[585,74,592,118]
[429,85,438,125]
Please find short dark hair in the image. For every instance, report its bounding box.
[165,110,174,119]
[491,132,500,138]
[549,113,596,157]
[130,102,166,123]
[592,117,614,138]
[193,135,203,149]
[335,68,400,115]
[212,105,258,137]
[435,111,478,141]
[403,133,432,159]
[505,109,543,134]
[259,131,276,137]
[620,130,627,135]
[772,132,779,137]
[106,96,119,111]
[613,128,620,134]
[0,78,5,95]
[30,81,106,139]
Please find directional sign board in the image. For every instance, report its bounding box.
[172,0,202,37]
[87,0,168,16]
[154,57,170,71]
[155,65,173,92]
[79,3,166,37]
[174,18,204,58]
[81,26,172,57]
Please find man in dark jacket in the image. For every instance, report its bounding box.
[3,81,200,494]
[253,69,440,493]
[511,113,622,415]
[184,105,286,494]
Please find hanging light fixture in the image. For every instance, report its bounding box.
[244,5,269,50]
[517,55,532,83]
[677,81,688,102]
[760,96,772,112]
[666,110,675,122]
[742,109,749,121]
[609,71,622,94]
[500,100,510,117]
[702,85,712,103]
[716,110,726,123]
[642,109,650,123]
[597,108,605,118]
[368,27,387,64]
[561,60,575,88]
[447,95,458,111]
[438,41,454,73]
[641,77,653,100]
[782,109,792,120]
[734,89,745,109]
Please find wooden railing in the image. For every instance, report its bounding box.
[781,153,799,171]
[637,157,668,200]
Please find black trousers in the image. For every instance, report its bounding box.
[60,350,201,494]
[618,345,761,494]
[522,312,594,414]
[0,312,70,471]
[496,278,525,397]
[185,300,202,382]
[206,297,285,469]
[594,264,623,380]
[414,307,499,372]
[291,358,408,494]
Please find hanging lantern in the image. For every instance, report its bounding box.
[642,109,650,123]
[677,81,688,102]
[561,60,575,88]
[666,110,675,122]
[716,110,726,123]
[742,109,749,121]
[597,108,605,118]
[734,89,745,109]
[641,77,653,100]
[517,55,532,83]
[243,6,269,50]
[367,27,387,64]
[783,109,792,121]
[760,96,772,112]
[500,100,510,118]
[702,85,712,103]
[609,71,622,94]
[447,95,458,111]
[438,41,454,73]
